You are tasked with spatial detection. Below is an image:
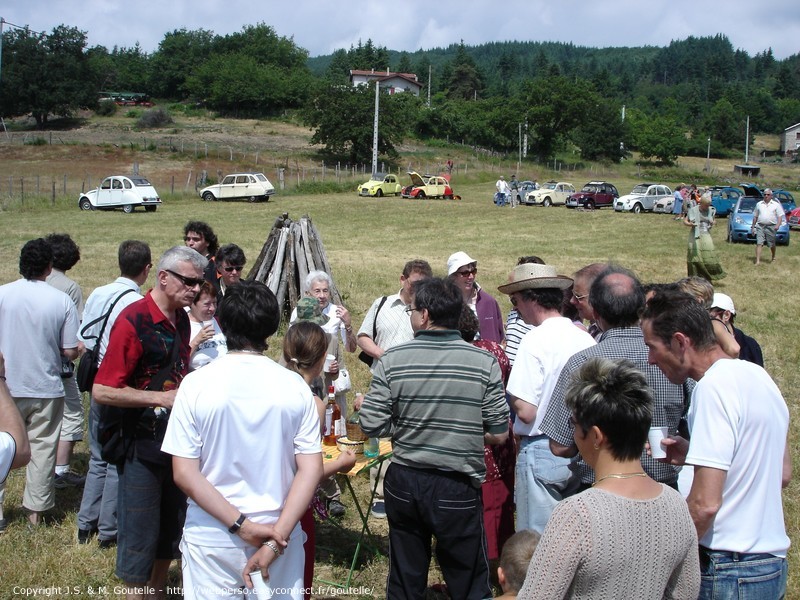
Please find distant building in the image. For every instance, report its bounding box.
[780,122,800,156]
[349,69,423,96]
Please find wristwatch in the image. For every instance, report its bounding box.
[228,513,246,534]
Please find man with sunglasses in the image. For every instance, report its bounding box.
[751,188,785,265]
[213,243,246,297]
[94,246,207,600]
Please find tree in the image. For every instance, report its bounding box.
[444,43,485,100]
[632,113,685,165]
[303,84,419,162]
[575,99,629,161]
[0,25,96,127]
[148,28,215,98]
[705,98,743,148]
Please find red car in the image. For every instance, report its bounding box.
[401,172,454,199]
[787,206,800,229]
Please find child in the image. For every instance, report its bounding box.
[497,530,541,598]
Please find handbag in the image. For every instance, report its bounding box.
[357,295,388,367]
[333,368,352,393]
[76,289,136,393]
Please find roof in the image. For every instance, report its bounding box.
[349,69,422,89]
[783,122,800,132]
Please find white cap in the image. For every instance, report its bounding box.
[711,292,736,315]
[447,251,477,275]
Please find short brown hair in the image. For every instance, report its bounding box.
[499,530,540,593]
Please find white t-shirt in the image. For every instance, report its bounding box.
[0,431,15,484]
[508,316,596,436]
[686,359,790,556]
[0,279,79,398]
[754,199,785,226]
[188,318,227,371]
[79,277,142,363]
[162,353,321,547]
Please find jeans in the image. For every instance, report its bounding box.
[515,435,579,533]
[699,547,787,600]
[77,397,118,541]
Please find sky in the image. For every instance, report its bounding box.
[2,1,799,60]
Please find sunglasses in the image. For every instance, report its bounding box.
[165,269,204,288]
[455,267,477,277]
[572,292,589,301]
[222,265,244,273]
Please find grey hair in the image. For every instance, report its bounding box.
[305,270,332,291]
[157,246,208,274]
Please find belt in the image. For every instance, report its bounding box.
[699,546,779,561]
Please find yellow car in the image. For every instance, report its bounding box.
[357,173,402,197]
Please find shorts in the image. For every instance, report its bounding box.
[755,223,776,246]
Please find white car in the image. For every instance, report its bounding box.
[200,172,275,202]
[524,181,575,206]
[653,196,676,214]
[78,175,161,213]
[614,183,672,213]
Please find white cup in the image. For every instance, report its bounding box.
[648,426,669,460]
[323,354,335,372]
[202,320,214,330]
[249,571,272,598]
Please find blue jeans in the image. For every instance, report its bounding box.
[699,547,787,599]
[77,397,118,541]
[515,435,579,533]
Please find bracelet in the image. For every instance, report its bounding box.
[228,513,246,534]
[262,540,281,555]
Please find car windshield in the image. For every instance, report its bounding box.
[631,184,650,194]
[581,185,599,193]
[131,177,152,186]
[543,182,557,190]
[738,199,757,213]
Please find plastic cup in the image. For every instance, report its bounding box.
[323,354,335,372]
[648,426,669,460]
[202,320,214,330]
[249,571,272,598]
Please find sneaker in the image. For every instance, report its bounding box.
[371,501,387,519]
[77,528,97,544]
[98,537,117,549]
[327,499,346,518]
[54,471,86,489]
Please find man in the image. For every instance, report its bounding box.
[360,277,509,600]
[183,221,219,282]
[44,233,86,489]
[509,174,520,208]
[570,262,606,339]
[709,292,763,366]
[0,352,32,532]
[642,290,790,599]
[541,265,687,491]
[0,239,80,527]
[76,240,152,548]
[496,175,510,206]
[164,281,322,600]
[448,251,505,343]
[94,246,207,600]
[750,188,785,265]
[213,243,246,297]
[500,263,595,533]
[504,255,545,366]
[356,259,432,518]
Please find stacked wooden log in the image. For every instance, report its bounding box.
[247,213,342,318]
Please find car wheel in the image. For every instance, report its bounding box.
[417,191,426,199]
[79,198,93,211]
[633,203,642,214]
[585,200,595,210]
[543,198,552,207]
[122,204,134,214]
[145,206,157,213]
[375,189,383,198]
[248,195,257,203]
[444,194,453,200]
[202,192,216,202]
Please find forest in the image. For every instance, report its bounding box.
[1,22,798,165]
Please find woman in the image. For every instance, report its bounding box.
[447,251,504,343]
[187,281,227,371]
[457,306,515,569]
[518,357,699,599]
[283,322,356,600]
[684,192,725,282]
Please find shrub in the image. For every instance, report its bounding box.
[95,101,117,117]
[137,108,174,129]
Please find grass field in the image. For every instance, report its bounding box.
[0,121,798,599]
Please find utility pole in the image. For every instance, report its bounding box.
[427,64,431,108]
[744,116,750,164]
[705,137,711,172]
[371,79,379,176]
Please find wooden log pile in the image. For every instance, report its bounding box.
[247,213,343,318]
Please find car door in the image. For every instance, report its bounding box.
[98,177,124,207]
[428,177,444,197]
[218,175,237,200]
[120,177,139,206]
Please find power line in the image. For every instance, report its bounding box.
[0,17,46,37]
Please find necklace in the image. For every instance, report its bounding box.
[592,472,647,487]
[230,349,263,355]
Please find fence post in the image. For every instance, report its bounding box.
[171,176,175,195]
[52,181,56,206]
[64,174,67,196]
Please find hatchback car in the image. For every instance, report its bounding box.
[358,173,402,197]
[566,181,619,209]
[524,181,575,206]
[78,175,161,213]
[401,172,454,199]
[709,186,743,217]
[727,196,791,245]
[787,206,800,230]
[614,183,672,213]
[199,172,275,202]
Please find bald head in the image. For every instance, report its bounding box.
[589,266,644,329]
[571,262,607,321]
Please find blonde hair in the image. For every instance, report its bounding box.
[676,276,713,309]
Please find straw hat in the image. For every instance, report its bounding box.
[498,263,573,294]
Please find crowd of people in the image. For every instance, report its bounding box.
[0,221,791,600]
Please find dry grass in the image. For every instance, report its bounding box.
[0,118,798,599]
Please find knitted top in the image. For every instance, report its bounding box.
[518,485,700,599]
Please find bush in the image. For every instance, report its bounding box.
[137,108,174,129]
[95,101,117,117]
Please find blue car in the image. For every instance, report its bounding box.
[709,186,742,217]
[727,193,793,246]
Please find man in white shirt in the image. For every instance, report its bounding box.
[0,352,32,532]
[500,264,596,533]
[642,289,790,600]
[496,176,511,206]
[750,188,785,265]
